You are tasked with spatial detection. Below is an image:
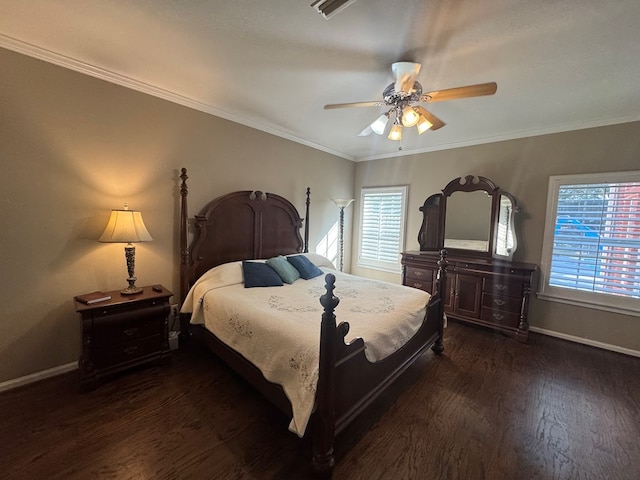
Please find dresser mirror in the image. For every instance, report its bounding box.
[444,191,492,252]
[418,175,519,260]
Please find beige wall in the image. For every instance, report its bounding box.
[0,48,355,383]
[352,121,640,352]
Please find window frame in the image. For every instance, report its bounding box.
[538,170,640,317]
[357,185,408,274]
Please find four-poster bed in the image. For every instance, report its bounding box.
[177,168,446,475]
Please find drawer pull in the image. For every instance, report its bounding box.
[412,282,423,288]
[412,270,423,277]
[494,284,507,291]
[492,313,505,321]
[493,299,506,306]
[124,346,138,355]
[123,327,138,336]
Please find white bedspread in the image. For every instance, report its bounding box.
[181,255,431,437]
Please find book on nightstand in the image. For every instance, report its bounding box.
[75,291,112,305]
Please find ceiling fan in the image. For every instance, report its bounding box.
[324,62,497,141]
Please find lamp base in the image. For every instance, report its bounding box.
[121,276,142,295]
[121,285,143,295]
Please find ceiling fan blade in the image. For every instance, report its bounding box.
[414,106,446,131]
[419,82,497,103]
[324,101,383,109]
[392,62,422,95]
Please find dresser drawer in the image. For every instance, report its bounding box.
[483,277,523,297]
[480,307,521,329]
[93,335,164,368]
[482,293,522,314]
[405,267,434,291]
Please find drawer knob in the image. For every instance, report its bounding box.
[494,299,506,306]
[495,284,507,291]
[123,327,138,336]
[124,345,138,355]
[493,313,505,320]
[412,282,423,288]
[413,270,423,277]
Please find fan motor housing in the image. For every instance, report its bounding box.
[383,81,423,105]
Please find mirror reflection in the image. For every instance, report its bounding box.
[444,191,491,252]
[495,195,516,256]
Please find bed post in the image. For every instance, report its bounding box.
[431,249,447,354]
[312,273,339,476]
[179,168,191,342]
[304,187,310,253]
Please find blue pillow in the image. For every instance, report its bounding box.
[266,255,301,284]
[287,255,323,280]
[242,261,283,288]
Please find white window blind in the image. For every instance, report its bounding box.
[539,171,640,316]
[358,186,407,272]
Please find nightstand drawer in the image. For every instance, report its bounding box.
[93,335,164,368]
[92,317,166,347]
[91,301,169,322]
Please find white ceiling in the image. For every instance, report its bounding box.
[2,0,639,161]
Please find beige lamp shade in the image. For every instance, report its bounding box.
[99,206,153,243]
[331,198,354,208]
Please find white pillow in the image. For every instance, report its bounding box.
[300,253,337,270]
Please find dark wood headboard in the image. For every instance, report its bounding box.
[179,168,310,303]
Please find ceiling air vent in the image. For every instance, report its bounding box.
[310,0,358,19]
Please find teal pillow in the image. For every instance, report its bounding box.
[242,261,283,288]
[266,255,301,284]
[287,255,323,280]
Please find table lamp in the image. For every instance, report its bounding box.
[99,203,153,294]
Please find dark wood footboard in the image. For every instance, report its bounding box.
[312,255,445,476]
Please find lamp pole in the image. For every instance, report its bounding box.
[331,199,354,272]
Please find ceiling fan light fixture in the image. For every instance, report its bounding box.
[388,121,402,141]
[401,106,419,127]
[370,112,390,135]
[416,114,433,134]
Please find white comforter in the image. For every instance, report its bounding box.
[181,254,431,437]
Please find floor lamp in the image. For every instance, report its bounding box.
[331,198,354,272]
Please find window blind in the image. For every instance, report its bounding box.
[550,181,640,299]
[358,187,407,271]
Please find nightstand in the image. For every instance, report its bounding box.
[74,285,173,389]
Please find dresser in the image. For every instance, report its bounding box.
[74,285,173,389]
[402,251,536,342]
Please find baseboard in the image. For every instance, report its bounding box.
[0,362,78,394]
[529,326,640,358]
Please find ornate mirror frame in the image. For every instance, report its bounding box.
[418,175,520,260]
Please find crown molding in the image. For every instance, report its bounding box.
[0,33,354,161]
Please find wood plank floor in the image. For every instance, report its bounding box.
[1,321,639,480]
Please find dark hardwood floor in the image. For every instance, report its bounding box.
[2,321,639,480]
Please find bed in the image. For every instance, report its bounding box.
[177,168,446,475]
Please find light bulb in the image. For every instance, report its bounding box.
[388,123,402,141]
[401,106,419,127]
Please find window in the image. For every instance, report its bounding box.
[357,186,408,273]
[539,171,640,316]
